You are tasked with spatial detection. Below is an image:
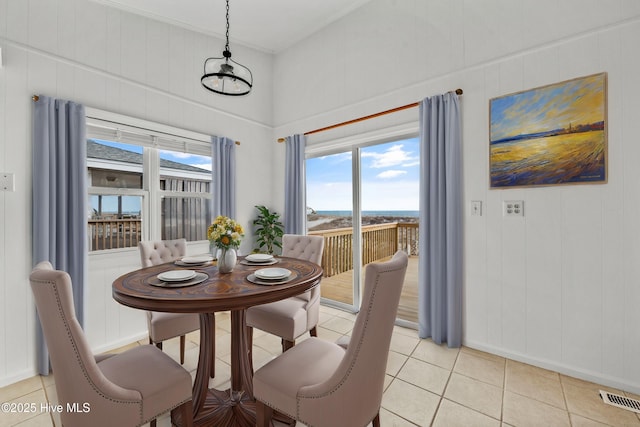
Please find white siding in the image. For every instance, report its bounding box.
[0,0,274,386]
[272,0,640,394]
[3,0,640,395]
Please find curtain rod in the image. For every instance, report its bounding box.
[277,88,462,142]
[32,95,240,145]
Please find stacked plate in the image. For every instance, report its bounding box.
[158,270,197,282]
[242,253,278,266]
[255,268,291,280]
[247,267,293,285]
[175,255,214,267]
[150,269,208,288]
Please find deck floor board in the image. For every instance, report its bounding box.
[320,255,419,324]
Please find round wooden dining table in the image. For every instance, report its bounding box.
[112,256,323,427]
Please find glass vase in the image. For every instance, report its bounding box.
[217,247,237,273]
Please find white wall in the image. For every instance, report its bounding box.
[3,0,640,395]
[0,0,274,386]
[272,0,640,393]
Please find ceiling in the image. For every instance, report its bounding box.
[92,0,373,54]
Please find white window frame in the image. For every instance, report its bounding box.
[305,122,419,313]
[86,108,213,253]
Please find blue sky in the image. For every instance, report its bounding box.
[306,137,420,211]
[93,139,421,213]
[490,73,605,142]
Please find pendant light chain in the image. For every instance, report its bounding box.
[224,0,230,53]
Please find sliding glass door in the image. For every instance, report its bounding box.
[306,137,420,324]
[306,151,356,310]
[361,140,419,324]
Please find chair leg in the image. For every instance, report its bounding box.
[171,399,194,427]
[155,341,163,350]
[256,400,274,427]
[282,339,295,352]
[310,326,318,337]
[180,335,186,365]
[372,411,381,427]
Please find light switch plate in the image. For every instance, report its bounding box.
[471,200,482,216]
[0,172,15,191]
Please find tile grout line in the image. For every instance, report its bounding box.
[430,345,461,426]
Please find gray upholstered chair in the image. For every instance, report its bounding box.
[30,261,193,427]
[253,250,408,427]
[138,239,200,365]
[246,234,324,352]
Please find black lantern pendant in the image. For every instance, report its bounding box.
[201,0,253,96]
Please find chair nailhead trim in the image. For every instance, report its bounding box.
[296,261,407,425]
[35,278,143,421]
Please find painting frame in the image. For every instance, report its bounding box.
[489,72,607,188]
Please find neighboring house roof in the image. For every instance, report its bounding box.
[87,140,210,174]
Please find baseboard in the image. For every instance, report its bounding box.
[464,340,640,395]
[0,333,149,388]
[0,368,38,388]
[91,332,148,355]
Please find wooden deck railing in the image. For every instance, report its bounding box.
[309,222,418,277]
[88,219,142,251]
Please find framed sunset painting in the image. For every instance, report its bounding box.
[489,73,607,188]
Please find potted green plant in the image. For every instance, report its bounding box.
[253,205,284,254]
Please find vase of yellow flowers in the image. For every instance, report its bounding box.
[207,215,244,273]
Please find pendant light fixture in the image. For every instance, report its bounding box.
[201,0,253,96]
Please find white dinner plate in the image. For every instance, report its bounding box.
[245,253,274,263]
[180,256,214,264]
[158,270,197,282]
[149,272,208,288]
[254,267,291,280]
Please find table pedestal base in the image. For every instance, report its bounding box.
[172,388,255,427]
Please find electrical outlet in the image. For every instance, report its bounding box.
[504,200,524,217]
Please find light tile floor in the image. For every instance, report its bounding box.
[3,305,640,427]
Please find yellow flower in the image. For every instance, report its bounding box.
[207,216,244,249]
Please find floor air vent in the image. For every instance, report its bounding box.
[600,390,640,413]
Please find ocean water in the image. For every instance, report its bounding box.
[314,210,419,217]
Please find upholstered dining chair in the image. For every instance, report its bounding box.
[138,239,200,365]
[30,261,193,427]
[253,250,408,427]
[246,234,324,352]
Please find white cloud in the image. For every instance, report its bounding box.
[377,170,407,179]
[191,163,212,171]
[363,144,417,168]
[318,152,352,163]
[160,150,191,159]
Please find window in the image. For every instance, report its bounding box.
[86,111,212,252]
[88,140,146,251]
[159,148,212,241]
